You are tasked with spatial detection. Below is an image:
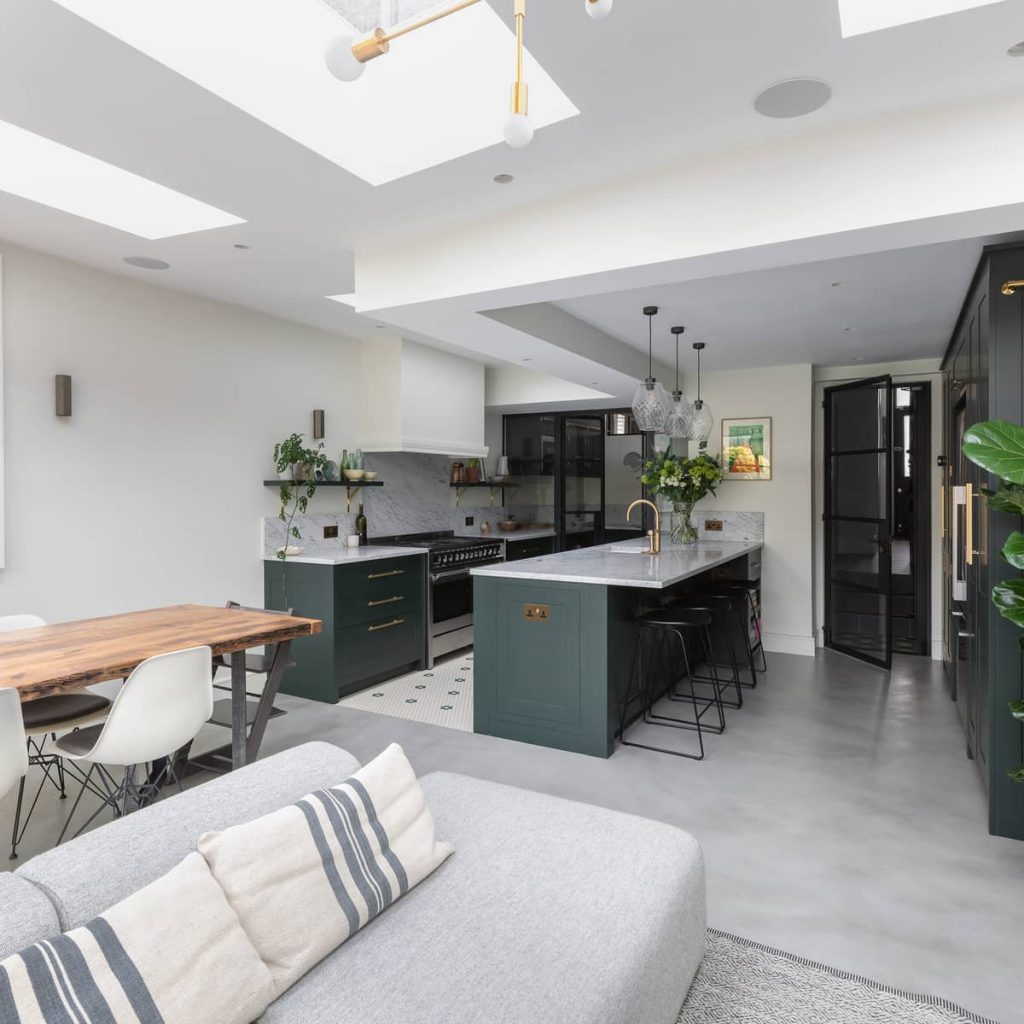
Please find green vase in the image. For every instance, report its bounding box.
[671,501,699,544]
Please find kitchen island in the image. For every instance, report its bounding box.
[471,537,762,757]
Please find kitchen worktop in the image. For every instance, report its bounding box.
[471,537,762,589]
[261,545,428,566]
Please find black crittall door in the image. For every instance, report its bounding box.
[824,375,894,669]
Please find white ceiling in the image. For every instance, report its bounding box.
[555,237,1020,370]
[1,0,1023,354]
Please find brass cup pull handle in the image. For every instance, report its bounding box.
[368,595,404,608]
[368,569,405,580]
[368,618,404,633]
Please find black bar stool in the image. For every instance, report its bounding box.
[704,579,767,682]
[618,606,724,760]
[664,595,745,710]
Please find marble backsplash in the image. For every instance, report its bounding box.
[688,510,764,542]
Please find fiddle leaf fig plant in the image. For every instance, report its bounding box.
[962,419,1024,782]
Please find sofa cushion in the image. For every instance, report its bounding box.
[263,772,706,1024]
[200,743,453,994]
[0,853,275,1024]
[17,741,361,930]
[0,874,60,961]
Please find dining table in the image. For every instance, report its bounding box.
[0,604,322,770]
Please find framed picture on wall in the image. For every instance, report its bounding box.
[721,417,772,481]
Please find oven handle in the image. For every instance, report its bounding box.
[431,568,473,583]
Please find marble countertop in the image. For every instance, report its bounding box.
[262,546,428,566]
[471,538,761,589]
[497,528,556,541]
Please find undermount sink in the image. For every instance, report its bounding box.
[607,544,657,554]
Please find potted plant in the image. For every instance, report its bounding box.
[273,433,327,561]
[467,458,481,483]
[962,420,1024,783]
[641,444,722,544]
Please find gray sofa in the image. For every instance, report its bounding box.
[1,742,706,1024]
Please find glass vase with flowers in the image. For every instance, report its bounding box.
[640,445,723,544]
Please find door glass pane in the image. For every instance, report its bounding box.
[830,385,888,452]
[829,521,881,588]
[828,582,887,660]
[831,453,888,519]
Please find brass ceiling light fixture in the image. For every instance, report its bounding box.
[324,0,612,148]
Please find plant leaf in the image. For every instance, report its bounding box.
[962,421,1024,483]
[1009,765,1024,785]
[1002,532,1024,570]
[1009,699,1024,721]
[984,485,1024,517]
[992,579,1024,627]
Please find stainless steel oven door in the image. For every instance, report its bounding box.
[428,568,474,667]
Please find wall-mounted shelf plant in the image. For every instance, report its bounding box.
[450,481,518,508]
[264,479,383,513]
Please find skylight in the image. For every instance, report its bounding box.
[0,119,244,239]
[838,0,1005,37]
[52,0,579,186]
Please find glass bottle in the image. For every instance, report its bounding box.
[356,502,368,545]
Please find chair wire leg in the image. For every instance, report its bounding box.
[9,777,25,860]
[57,764,98,846]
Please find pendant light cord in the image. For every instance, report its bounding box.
[648,313,653,379]
[697,346,701,402]
[675,335,680,391]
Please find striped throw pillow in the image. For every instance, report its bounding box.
[198,743,454,993]
[0,852,275,1024]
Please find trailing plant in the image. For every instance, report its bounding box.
[962,420,1024,783]
[273,433,327,562]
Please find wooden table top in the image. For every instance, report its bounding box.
[0,604,322,701]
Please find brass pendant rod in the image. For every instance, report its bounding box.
[379,0,482,44]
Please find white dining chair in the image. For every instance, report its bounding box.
[0,614,112,859]
[55,646,214,843]
[0,688,29,809]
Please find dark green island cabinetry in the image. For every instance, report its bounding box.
[473,539,762,757]
[264,551,427,703]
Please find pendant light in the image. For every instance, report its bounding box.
[663,325,695,440]
[631,306,672,432]
[690,341,714,447]
[503,0,534,148]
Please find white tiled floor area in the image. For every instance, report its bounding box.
[337,652,474,732]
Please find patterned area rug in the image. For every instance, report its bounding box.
[336,653,474,732]
[678,931,1000,1024]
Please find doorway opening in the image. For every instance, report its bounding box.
[823,377,931,668]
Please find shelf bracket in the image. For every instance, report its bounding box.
[346,485,362,513]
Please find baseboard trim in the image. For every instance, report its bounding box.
[762,633,816,657]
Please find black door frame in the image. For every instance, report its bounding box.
[823,375,894,670]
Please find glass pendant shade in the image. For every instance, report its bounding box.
[691,400,714,445]
[632,378,672,432]
[663,391,694,439]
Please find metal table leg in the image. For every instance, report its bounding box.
[246,639,292,763]
[231,650,248,769]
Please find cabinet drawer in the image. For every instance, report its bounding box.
[338,612,423,687]
[335,556,426,627]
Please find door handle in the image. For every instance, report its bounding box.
[965,484,983,565]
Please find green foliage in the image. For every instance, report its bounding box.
[273,433,327,563]
[962,419,1024,784]
[641,445,722,507]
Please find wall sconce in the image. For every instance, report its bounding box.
[55,374,72,417]
[313,409,325,440]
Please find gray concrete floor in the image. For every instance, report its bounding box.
[3,650,1022,1022]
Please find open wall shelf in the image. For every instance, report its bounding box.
[449,481,518,507]
[264,479,383,513]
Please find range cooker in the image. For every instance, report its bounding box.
[369,532,505,666]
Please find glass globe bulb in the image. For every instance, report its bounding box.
[663,392,694,439]
[585,0,613,19]
[632,379,672,433]
[691,402,714,445]
[324,35,366,82]
[503,113,534,149]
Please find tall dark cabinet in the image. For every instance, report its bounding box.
[942,242,1024,840]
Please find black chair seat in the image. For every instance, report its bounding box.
[54,723,104,758]
[640,607,713,629]
[21,693,110,730]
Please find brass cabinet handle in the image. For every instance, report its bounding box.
[368,569,405,580]
[368,595,404,608]
[965,483,983,565]
[368,618,404,633]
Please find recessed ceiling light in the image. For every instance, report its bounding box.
[522,358,533,362]
[838,0,1003,38]
[51,0,578,186]
[831,281,843,287]
[233,243,250,250]
[1008,41,1024,56]
[754,79,832,119]
[494,173,515,184]
[0,119,243,239]
[843,327,857,333]
[123,256,170,270]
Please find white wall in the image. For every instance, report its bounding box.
[812,359,944,659]
[678,364,816,656]
[0,242,360,622]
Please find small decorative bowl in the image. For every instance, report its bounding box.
[497,521,520,532]
[344,469,365,481]
[362,471,378,481]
